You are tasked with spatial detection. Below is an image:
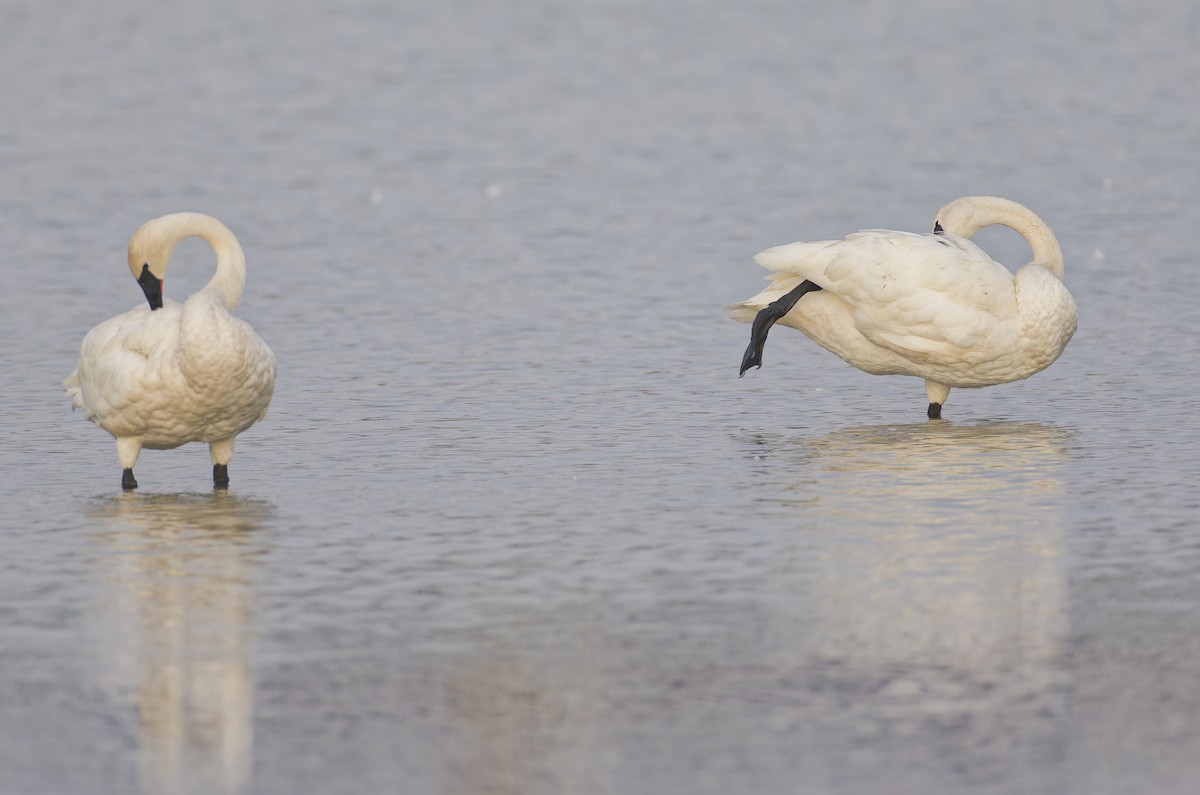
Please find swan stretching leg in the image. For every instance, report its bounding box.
[65,213,276,490]
[739,280,823,376]
[732,196,1077,417]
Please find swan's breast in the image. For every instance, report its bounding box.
[1015,265,1078,370]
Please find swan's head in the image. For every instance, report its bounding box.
[127,214,189,311]
[931,196,1019,239]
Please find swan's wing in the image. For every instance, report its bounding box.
[72,305,183,426]
[63,369,81,404]
[752,239,842,279]
[823,231,1017,358]
[746,229,1018,358]
[222,315,278,422]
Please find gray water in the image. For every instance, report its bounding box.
[3,0,1200,793]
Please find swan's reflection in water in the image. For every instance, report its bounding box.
[747,421,1073,767]
[89,493,272,795]
[435,620,612,795]
[418,423,1077,792]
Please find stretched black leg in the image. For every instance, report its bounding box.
[927,402,943,419]
[213,464,230,490]
[739,280,823,376]
[122,468,138,491]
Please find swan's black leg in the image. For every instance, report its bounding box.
[122,468,138,490]
[927,402,943,419]
[213,464,229,490]
[739,280,823,376]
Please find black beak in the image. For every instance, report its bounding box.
[137,263,163,310]
[933,220,945,235]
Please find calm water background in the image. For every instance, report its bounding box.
[3,0,1200,793]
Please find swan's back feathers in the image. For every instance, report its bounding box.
[67,303,181,419]
[739,229,1020,361]
[66,298,275,449]
[833,232,1019,360]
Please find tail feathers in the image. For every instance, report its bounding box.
[728,273,809,322]
[732,238,833,322]
[728,304,759,323]
[63,371,84,410]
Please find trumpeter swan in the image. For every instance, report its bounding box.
[732,196,1077,418]
[65,213,276,489]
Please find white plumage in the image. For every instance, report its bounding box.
[732,196,1077,417]
[65,213,276,489]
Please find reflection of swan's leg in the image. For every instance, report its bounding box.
[116,437,142,490]
[210,437,235,489]
[739,280,823,376]
[925,380,950,419]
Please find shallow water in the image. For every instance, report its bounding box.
[3,0,1200,793]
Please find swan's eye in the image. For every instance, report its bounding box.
[933,221,945,235]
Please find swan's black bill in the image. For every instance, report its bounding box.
[137,264,163,310]
[214,464,229,490]
[927,402,943,419]
[933,221,945,235]
[122,468,138,490]
[739,280,823,376]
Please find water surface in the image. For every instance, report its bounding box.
[3,1,1200,793]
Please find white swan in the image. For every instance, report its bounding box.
[64,213,276,490]
[732,196,1077,418]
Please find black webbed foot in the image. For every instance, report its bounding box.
[739,280,823,376]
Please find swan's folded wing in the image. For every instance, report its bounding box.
[73,306,183,427]
[752,240,841,280]
[819,231,1018,359]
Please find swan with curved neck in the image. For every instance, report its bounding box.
[65,213,276,489]
[732,196,1077,418]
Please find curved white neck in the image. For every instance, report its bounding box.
[184,214,246,310]
[142,213,246,310]
[936,196,1065,281]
